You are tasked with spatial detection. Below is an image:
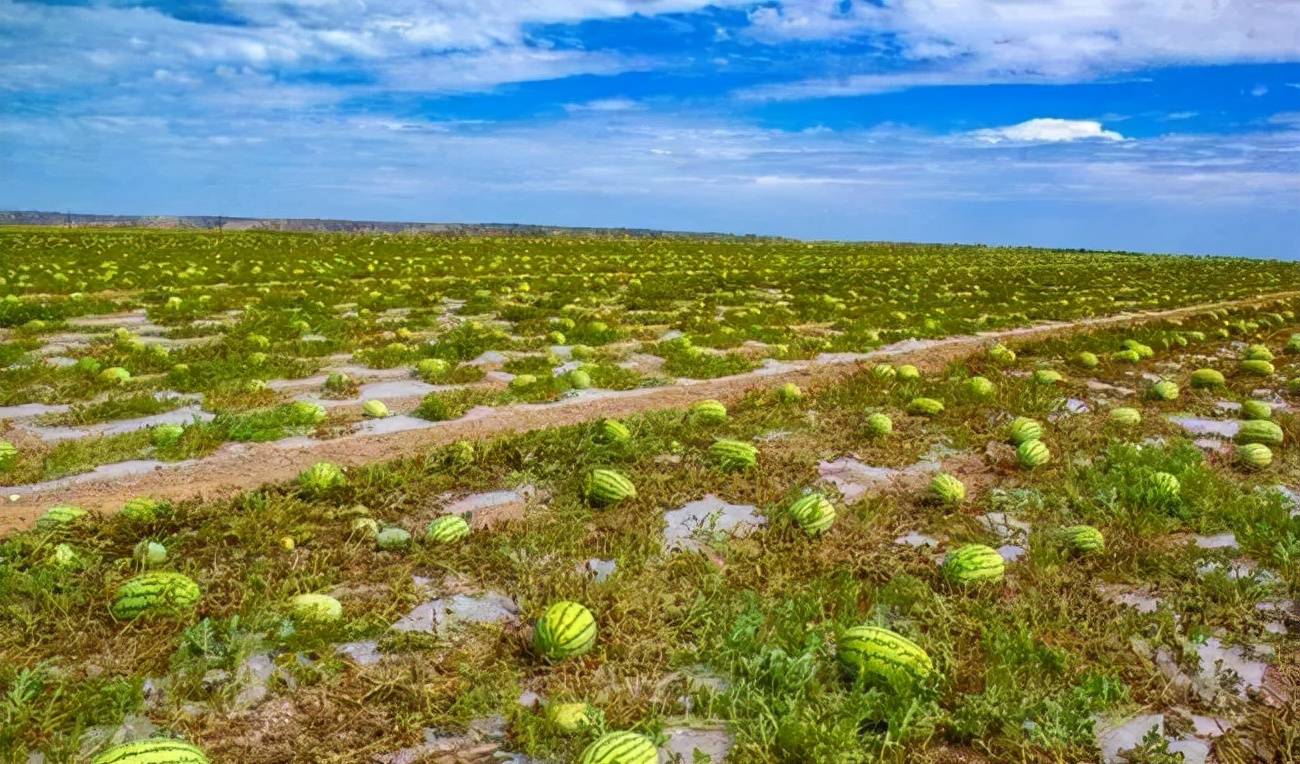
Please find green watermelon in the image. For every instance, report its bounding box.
[906,397,944,416]
[689,399,728,425]
[1033,369,1064,385]
[865,412,893,437]
[837,625,934,687]
[0,439,16,469]
[1075,351,1099,368]
[567,369,592,390]
[376,527,411,551]
[362,399,390,418]
[897,364,921,381]
[1244,344,1274,361]
[121,497,164,522]
[1236,419,1283,446]
[988,344,1016,364]
[415,358,449,381]
[1111,349,1141,363]
[870,363,897,380]
[133,540,167,568]
[111,572,201,619]
[1149,380,1179,401]
[35,504,87,531]
[943,544,1006,584]
[596,418,631,444]
[151,424,184,447]
[91,739,209,764]
[709,439,758,471]
[1239,359,1274,376]
[298,461,347,494]
[577,731,657,764]
[775,382,803,402]
[534,601,597,660]
[1241,400,1272,421]
[1017,439,1051,469]
[929,473,966,504]
[1061,525,1104,553]
[1109,407,1141,426]
[425,515,470,544]
[1148,472,1181,501]
[585,469,636,506]
[99,366,131,384]
[546,701,597,732]
[1190,368,1225,388]
[788,493,836,535]
[290,593,343,623]
[1237,442,1273,469]
[1007,417,1042,445]
[965,376,996,399]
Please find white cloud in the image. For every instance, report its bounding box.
[564,98,644,113]
[971,118,1125,144]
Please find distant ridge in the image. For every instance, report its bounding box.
[0,210,766,239]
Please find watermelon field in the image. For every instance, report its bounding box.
[1,229,1298,763]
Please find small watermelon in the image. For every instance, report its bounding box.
[906,397,944,416]
[870,363,897,380]
[1189,368,1225,388]
[111,572,201,619]
[1033,369,1064,385]
[132,540,167,568]
[1075,351,1099,368]
[1240,400,1272,421]
[709,439,758,471]
[1237,442,1273,469]
[425,515,470,544]
[988,344,1016,364]
[689,399,728,425]
[1244,344,1274,361]
[897,364,921,381]
[0,440,16,469]
[1239,359,1274,376]
[546,701,597,732]
[151,424,185,447]
[1149,380,1179,401]
[966,376,996,399]
[1007,417,1043,445]
[865,412,893,437]
[1109,407,1141,426]
[775,382,802,402]
[299,461,346,494]
[362,399,390,418]
[35,504,87,531]
[567,369,592,390]
[929,473,966,505]
[577,731,657,764]
[1017,439,1051,469]
[585,469,636,506]
[1111,349,1141,363]
[788,493,836,535]
[1236,419,1283,446]
[596,418,631,444]
[943,544,1005,584]
[837,625,934,687]
[290,593,343,623]
[1148,472,1181,502]
[534,601,597,660]
[91,739,209,764]
[1061,525,1104,553]
[376,526,411,551]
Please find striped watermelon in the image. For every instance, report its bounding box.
[1109,407,1141,426]
[1190,368,1225,388]
[1007,417,1043,445]
[1033,369,1064,385]
[943,544,1005,584]
[865,412,893,437]
[1112,349,1141,363]
[1061,525,1104,553]
[290,593,342,623]
[425,515,470,544]
[689,399,727,425]
[1149,381,1179,401]
[534,601,597,660]
[1237,442,1273,469]
[111,572,201,619]
[596,418,631,444]
[91,739,209,764]
[870,363,897,380]
[36,504,87,531]
[1075,351,1099,368]
[298,461,346,494]
[788,493,836,535]
[1240,400,1272,421]
[929,473,966,504]
[1017,439,1051,469]
[965,376,996,399]
[577,731,657,764]
[1236,419,1283,446]
[906,397,944,416]
[1148,472,1180,501]
[1244,344,1274,361]
[988,344,1016,364]
[709,439,758,471]
[775,382,802,402]
[837,625,934,687]
[585,469,636,506]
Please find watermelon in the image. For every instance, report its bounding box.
[448,440,475,468]
[1286,334,1300,354]
[1239,359,1274,376]
[91,739,209,764]
[510,374,538,390]
[299,461,346,494]
[415,358,449,381]
[988,344,1016,364]
[1237,442,1273,469]
[425,515,470,544]
[709,439,758,471]
[1241,400,1272,421]
[1236,419,1283,446]
[35,504,87,531]
[870,363,897,380]
[1061,525,1104,553]
[0,439,16,469]
[1017,439,1051,469]
[1190,368,1225,388]
[133,540,167,568]
[1148,472,1181,501]
[1033,369,1064,385]
[596,418,631,444]
[290,593,343,623]
[865,412,893,437]
[120,497,164,522]
[151,424,184,447]
[775,382,802,402]
[351,517,380,538]
[1149,380,1179,401]
[1111,349,1141,363]
[288,401,327,425]
[689,399,728,425]
[837,625,934,687]
[362,399,390,418]
[111,572,201,619]
[1007,417,1042,446]
[943,544,1006,584]
[1109,407,1141,426]
[1122,339,1154,358]
[585,469,636,506]
[99,366,131,384]
[897,364,921,381]
[546,701,596,732]
[788,493,836,535]
[376,526,411,551]
[1244,344,1274,361]
[578,731,657,764]
[966,376,996,399]
[906,397,944,416]
[534,601,597,660]
[50,543,80,568]
[929,473,966,504]
[1075,351,1099,368]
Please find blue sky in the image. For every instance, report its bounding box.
[1,1,1298,258]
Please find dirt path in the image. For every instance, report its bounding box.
[3,291,1297,534]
